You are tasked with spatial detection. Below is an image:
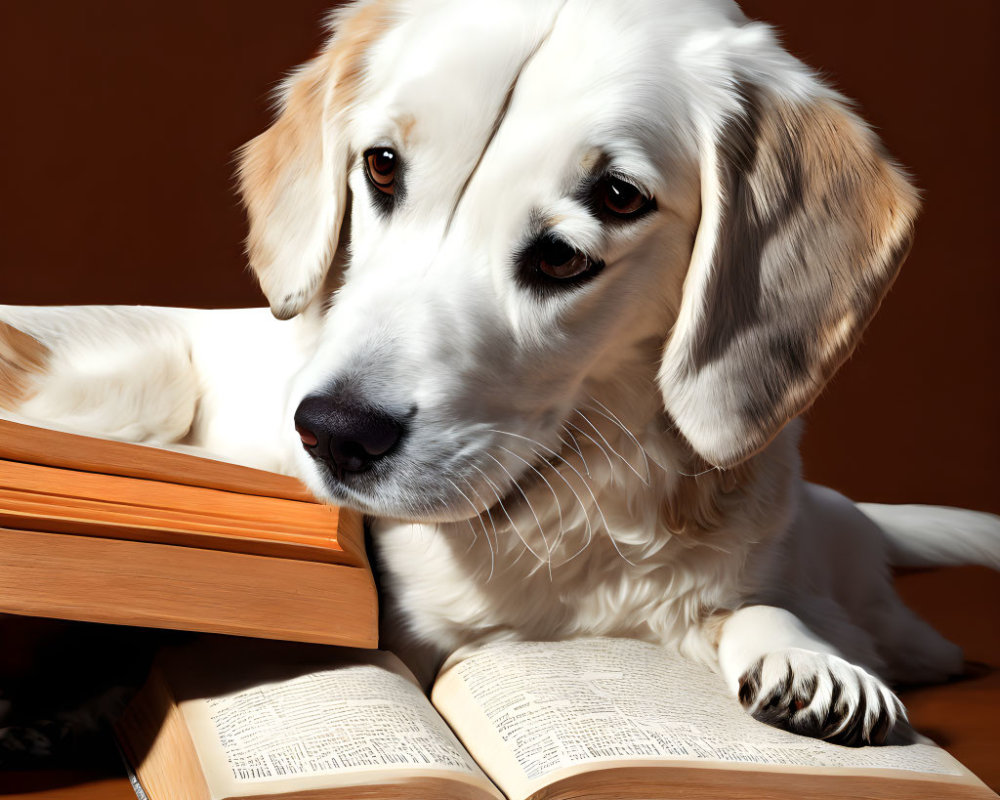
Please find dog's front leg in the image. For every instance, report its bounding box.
[713,605,905,746]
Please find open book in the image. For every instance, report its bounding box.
[115,637,995,800]
[0,419,375,647]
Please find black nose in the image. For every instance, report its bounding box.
[294,394,406,478]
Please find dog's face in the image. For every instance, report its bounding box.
[239,0,917,519]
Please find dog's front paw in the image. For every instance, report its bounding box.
[737,648,904,746]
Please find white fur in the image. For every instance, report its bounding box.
[3,0,998,745]
[859,503,1000,570]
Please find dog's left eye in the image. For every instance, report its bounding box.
[364,147,397,195]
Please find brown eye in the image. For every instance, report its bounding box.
[364,147,397,194]
[602,176,651,218]
[538,236,594,280]
[516,232,604,294]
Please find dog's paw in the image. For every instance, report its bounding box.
[737,648,905,746]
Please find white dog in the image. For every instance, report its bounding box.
[2,0,998,748]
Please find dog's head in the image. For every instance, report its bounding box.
[239,0,917,519]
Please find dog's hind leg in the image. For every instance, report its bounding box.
[874,597,965,686]
[1,305,306,472]
[1,305,200,444]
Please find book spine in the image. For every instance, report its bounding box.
[115,738,151,800]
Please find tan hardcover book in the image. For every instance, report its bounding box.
[0,419,376,647]
[115,637,995,800]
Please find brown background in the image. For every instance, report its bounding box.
[0,1,997,513]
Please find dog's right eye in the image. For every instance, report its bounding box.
[515,232,604,294]
[538,236,592,280]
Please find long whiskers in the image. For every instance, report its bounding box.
[442,477,481,553]
[453,475,496,581]
[487,429,595,559]
[564,419,616,474]
[559,424,591,477]
[483,452,553,572]
[488,428,634,568]
[584,397,656,480]
[463,519,480,553]
[494,444,565,574]
[468,461,544,567]
[526,445,596,567]
[677,463,724,478]
[586,395,723,478]
[574,408,649,485]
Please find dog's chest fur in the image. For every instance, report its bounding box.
[375,402,800,671]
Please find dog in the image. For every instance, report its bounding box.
[2,0,998,749]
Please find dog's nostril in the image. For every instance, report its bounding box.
[295,424,318,448]
[344,414,402,458]
[294,394,407,477]
[330,440,369,473]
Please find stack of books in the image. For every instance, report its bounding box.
[0,419,375,647]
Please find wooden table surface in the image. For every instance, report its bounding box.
[894,566,1000,791]
[0,773,135,800]
[0,566,997,799]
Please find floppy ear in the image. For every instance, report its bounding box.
[237,2,390,320]
[658,72,919,468]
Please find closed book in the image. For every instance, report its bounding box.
[0,419,375,647]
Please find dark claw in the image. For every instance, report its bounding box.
[867,697,894,746]
[738,659,763,707]
[752,662,796,727]
[741,660,898,747]
[817,676,845,740]
[824,677,869,747]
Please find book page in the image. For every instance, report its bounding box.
[432,638,970,800]
[171,645,503,799]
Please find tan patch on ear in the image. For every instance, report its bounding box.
[326,0,399,109]
[747,95,919,370]
[237,0,398,318]
[0,321,50,410]
[668,82,919,467]
[239,66,325,236]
